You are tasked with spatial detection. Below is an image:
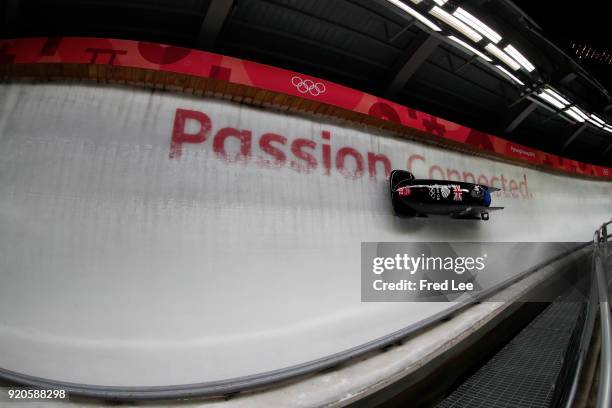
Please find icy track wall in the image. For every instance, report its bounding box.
[0,83,611,389]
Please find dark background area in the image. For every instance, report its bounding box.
[512,0,611,92]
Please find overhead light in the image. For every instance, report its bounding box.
[432,0,447,5]
[570,106,589,121]
[589,114,605,127]
[504,44,536,72]
[536,91,566,110]
[485,43,520,70]
[542,88,569,106]
[564,110,585,123]
[587,117,604,128]
[494,65,524,85]
[448,36,492,61]
[453,8,502,44]
[565,106,587,123]
[603,126,612,134]
[429,6,482,42]
[408,0,422,3]
[385,0,442,32]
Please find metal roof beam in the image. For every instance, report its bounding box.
[196,0,235,49]
[562,123,588,151]
[389,22,415,44]
[259,0,404,52]
[505,101,538,134]
[386,31,440,97]
[223,41,376,84]
[230,19,391,70]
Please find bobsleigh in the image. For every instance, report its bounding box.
[389,169,504,220]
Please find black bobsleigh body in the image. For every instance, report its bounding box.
[389,170,504,220]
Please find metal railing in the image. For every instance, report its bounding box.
[563,221,612,408]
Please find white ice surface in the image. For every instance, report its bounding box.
[0,83,610,386]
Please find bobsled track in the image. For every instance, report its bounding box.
[0,80,611,398]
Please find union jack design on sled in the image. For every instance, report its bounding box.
[389,170,504,221]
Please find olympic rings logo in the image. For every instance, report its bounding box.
[291,76,326,96]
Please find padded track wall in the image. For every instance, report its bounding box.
[0,83,611,388]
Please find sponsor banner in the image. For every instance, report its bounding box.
[506,144,538,162]
[167,107,532,198]
[362,242,586,302]
[1,37,611,179]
